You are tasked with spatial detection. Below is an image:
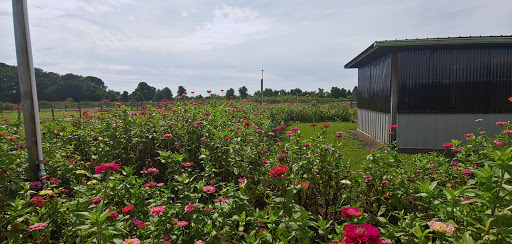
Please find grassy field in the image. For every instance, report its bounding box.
[0,108,99,121]
[286,122,413,165]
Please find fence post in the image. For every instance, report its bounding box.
[130,102,133,111]
[51,101,54,119]
[78,102,81,118]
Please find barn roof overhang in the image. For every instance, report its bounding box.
[344,35,512,68]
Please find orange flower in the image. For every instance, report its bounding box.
[509,97,512,102]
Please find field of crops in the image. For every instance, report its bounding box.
[0,100,511,243]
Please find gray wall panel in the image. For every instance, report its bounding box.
[358,109,391,143]
[397,113,512,149]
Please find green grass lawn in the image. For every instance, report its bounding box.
[286,122,372,164]
[0,108,97,121]
[286,122,414,166]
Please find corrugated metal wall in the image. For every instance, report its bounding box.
[397,113,512,149]
[397,48,512,113]
[357,53,392,113]
[358,108,391,143]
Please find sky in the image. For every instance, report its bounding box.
[1,0,511,96]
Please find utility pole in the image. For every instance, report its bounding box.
[12,0,46,181]
[261,70,264,104]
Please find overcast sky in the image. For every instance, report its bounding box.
[1,1,511,96]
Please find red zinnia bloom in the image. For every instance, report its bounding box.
[196,121,204,125]
[31,196,45,207]
[161,99,168,102]
[442,142,453,148]
[207,90,211,93]
[341,206,362,219]
[102,99,109,103]
[269,164,289,180]
[296,181,309,188]
[95,162,120,174]
[108,212,119,220]
[203,185,215,193]
[310,123,317,127]
[122,204,135,214]
[323,123,330,128]
[388,124,397,129]
[162,134,173,139]
[343,224,382,244]
[13,106,22,110]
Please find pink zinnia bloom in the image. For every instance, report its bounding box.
[388,124,397,129]
[162,134,173,139]
[182,162,193,167]
[427,221,456,233]
[341,206,362,219]
[238,178,247,183]
[495,141,504,147]
[122,205,135,214]
[13,106,22,111]
[95,162,120,174]
[195,241,205,244]
[176,221,188,228]
[302,144,310,147]
[147,168,159,173]
[196,121,204,125]
[108,212,119,220]
[151,206,165,215]
[185,203,197,213]
[203,112,210,116]
[343,224,382,244]
[28,222,47,232]
[496,121,508,125]
[89,198,102,205]
[123,238,141,244]
[132,218,147,228]
[451,161,460,167]
[145,182,157,187]
[213,197,227,203]
[291,127,300,131]
[381,180,389,184]
[310,123,317,127]
[365,175,372,180]
[462,169,474,178]
[442,142,453,148]
[203,185,215,194]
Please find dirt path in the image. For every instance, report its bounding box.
[347,129,384,150]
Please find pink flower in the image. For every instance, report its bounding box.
[176,221,188,228]
[302,144,310,147]
[162,134,173,139]
[123,238,141,244]
[365,175,372,180]
[341,206,362,219]
[462,169,474,178]
[13,106,22,111]
[95,162,120,174]
[343,224,382,244]
[310,123,317,127]
[203,112,210,116]
[31,196,45,207]
[291,127,300,131]
[195,241,205,244]
[238,178,247,183]
[145,182,157,187]
[182,162,193,167]
[89,198,102,205]
[122,205,135,214]
[108,212,119,220]
[427,221,456,233]
[213,197,227,203]
[451,161,460,167]
[495,141,504,147]
[28,222,47,232]
[185,203,197,213]
[295,181,309,188]
[203,185,215,194]
[196,121,204,125]
[443,142,453,148]
[132,218,147,228]
[429,164,435,168]
[496,122,508,125]
[381,180,389,184]
[151,206,165,215]
[388,124,397,129]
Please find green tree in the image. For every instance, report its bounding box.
[120,91,130,102]
[131,82,156,101]
[238,86,249,98]
[226,88,235,99]
[263,88,274,97]
[177,86,187,97]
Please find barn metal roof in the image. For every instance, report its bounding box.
[344,35,512,68]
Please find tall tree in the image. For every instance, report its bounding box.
[226,88,235,98]
[120,91,130,102]
[131,82,156,101]
[238,86,248,98]
[177,86,187,97]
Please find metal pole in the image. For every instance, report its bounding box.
[12,0,46,181]
[261,69,264,104]
[51,101,54,119]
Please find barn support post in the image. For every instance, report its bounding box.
[390,52,399,143]
[12,0,46,181]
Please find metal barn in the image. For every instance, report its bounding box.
[345,36,512,149]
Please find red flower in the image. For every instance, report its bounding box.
[388,124,397,129]
[13,106,22,111]
[122,204,135,214]
[343,224,382,244]
[82,110,90,116]
[196,121,204,125]
[107,212,119,220]
[89,198,102,205]
[31,196,45,207]
[162,134,173,139]
[161,99,168,102]
[95,162,120,174]
[269,165,289,180]
[310,124,317,127]
[341,207,362,219]
[442,142,453,148]
[296,182,309,188]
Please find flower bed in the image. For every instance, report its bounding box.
[0,100,511,243]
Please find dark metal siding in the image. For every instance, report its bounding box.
[397,48,512,113]
[357,53,392,113]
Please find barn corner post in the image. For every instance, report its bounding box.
[390,51,399,144]
[12,0,46,181]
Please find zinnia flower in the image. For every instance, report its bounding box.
[388,124,397,129]
[343,224,382,244]
[132,218,147,228]
[182,162,193,167]
[442,142,453,148]
[296,181,309,188]
[176,221,188,228]
[185,203,197,212]
[108,212,119,220]
[89,198,101,205]
[269,165,289,180]
[31,196,45,207]
[123,238,141,244]
[122,204,135,214]
[462,169,474,178]
[427,221,456,233]
[162,134,173,139]
[151,206,165,215]
[95,162,120,174]
[341,206,362,219]
[30,181,43,190]
[28,222,47,232]
[203,185,215,194]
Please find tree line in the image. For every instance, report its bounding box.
[0,62,356,103]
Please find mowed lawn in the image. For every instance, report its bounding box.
[286,122,372,164]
